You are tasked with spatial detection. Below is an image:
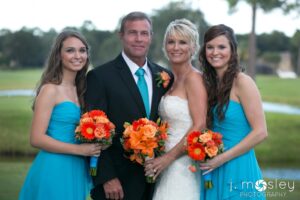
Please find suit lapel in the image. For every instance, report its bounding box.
[148,62,160,120]
[115,55,146,116]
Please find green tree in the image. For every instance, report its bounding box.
[257,31,290,52]
[57,21,116,67]
[226,0,300,79]
[80,21,115,66]
[291,30,300,75]
[2,28,45,68]
[150,1,208,67]
[0,29,13,67]
[236,34,250,65]
[96,31,121,66]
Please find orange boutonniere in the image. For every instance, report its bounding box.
[156,71,170,88]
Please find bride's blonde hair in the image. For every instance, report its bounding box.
[162,18,200,60]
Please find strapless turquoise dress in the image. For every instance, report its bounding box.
[19,102,92,200]
[201,100,265,200]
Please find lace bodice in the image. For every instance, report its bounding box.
[159,95,192,151]
[153,95,201,200]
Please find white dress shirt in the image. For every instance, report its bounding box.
[122,51,153,109]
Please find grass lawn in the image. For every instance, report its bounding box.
[0,160,32,200]
[0,96,36,155]
[264,178,300,200]
[0,69,42,90]
[256,75,300,107]
[0,160,298,200]
[255,112,300,164]
[0,159,93,200]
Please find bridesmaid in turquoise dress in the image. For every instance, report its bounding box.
[199,24,268,199]
[19,30,101,200]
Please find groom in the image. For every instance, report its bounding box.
[85,11,173,200]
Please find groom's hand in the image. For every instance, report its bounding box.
[103,178,124,200]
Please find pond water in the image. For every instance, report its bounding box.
[0,89,35,96]
[262,168,300,180]
[263,102,300,115]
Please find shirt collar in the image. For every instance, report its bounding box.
[122,51,150,77]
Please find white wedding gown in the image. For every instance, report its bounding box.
[153,95,201,200]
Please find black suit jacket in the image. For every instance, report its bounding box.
[85,54,173,200]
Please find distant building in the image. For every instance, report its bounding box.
[277,52,297,79]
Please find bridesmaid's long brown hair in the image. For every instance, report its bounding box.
[33,30,90,109]
[199,24,243,127]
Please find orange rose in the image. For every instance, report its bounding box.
[199,132,212,143]
[123,126,134,138]
[205,145,218,157]
[95,116,109,124]
[80,117,93,124]
[140,124,157,138]
[94,124,108,139]
[160,71,171,88]
[205,140,216,147]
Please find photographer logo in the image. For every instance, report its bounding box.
[255,179,267,191]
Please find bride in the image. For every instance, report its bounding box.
[145,19,207,200]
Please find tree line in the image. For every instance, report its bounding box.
[0,1,299,75]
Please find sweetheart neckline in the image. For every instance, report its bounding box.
[55,101,80,109]
[163,95,188,102]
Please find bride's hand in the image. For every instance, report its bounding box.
[144,153,174,179]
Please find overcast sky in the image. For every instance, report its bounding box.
[1,0,299,36]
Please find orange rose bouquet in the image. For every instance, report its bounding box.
[120,118,168,183]
[186,129,224,189]
[75,110,115,176]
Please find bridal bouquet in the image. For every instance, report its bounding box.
[120,118,168,183]
[75,109,115,176]
[186,129,224,189]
